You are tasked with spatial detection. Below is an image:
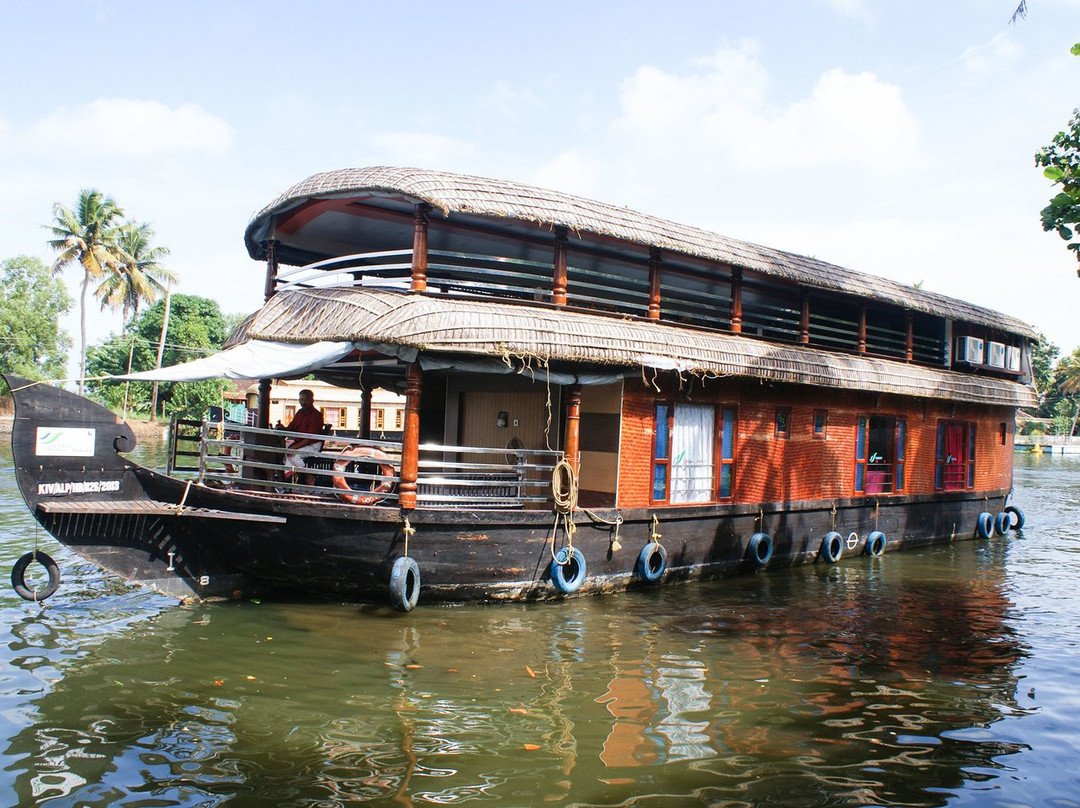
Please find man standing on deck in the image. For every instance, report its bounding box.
[283,388,324,487]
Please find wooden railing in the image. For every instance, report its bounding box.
[168,420,563,509]
[268,248,956,368]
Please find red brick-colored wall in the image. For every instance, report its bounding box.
[617,376,1015,508]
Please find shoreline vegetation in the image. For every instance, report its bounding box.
[0,395,167,440]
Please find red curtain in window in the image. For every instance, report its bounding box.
[943,423,965,490]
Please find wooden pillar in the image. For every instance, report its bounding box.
[410,203,430,292]
[257,379,271,430]
[398,363,423,510]
[257,239,278,430]
[730,268,743,333]
[359,387,372,440]
[647,248,662,320]
[799,290,810,344]
[263,238,278,301]
[905,312,914,362]
[564,385,582,474]
[857,305,868,353]
[552,227,568,306]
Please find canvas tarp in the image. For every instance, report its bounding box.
[116,340,355,382]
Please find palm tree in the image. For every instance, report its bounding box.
[48,189,124,394]
[97,221,175,325]
[1056,348,1080,436]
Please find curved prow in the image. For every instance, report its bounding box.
[3,374,142,512]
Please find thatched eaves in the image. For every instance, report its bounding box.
[230,287,1036,408]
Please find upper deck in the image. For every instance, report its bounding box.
[242,166,1036,387]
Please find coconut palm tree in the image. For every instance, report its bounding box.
[48,189,124,394]
[97,221,176,325]
[1056,348,1080,436]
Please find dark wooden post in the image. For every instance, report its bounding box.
[905,312,914,362]
[730,268,743,333]
[857,305,868,354]
[263,238,278,300]
[399,363,423,510]
[799,290,810,344]
[410,203,430,292]
[359,387,372,440]
[256,380,272,430]
[564,385,582,474]
[552,227,568,306]
[647,248,662,320]
[257,240,278,429]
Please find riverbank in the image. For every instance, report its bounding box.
[0,414,168,441]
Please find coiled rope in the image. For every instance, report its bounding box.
[550,458,578,564]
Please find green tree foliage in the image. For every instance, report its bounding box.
[48,189,124,394]
[0,256,71,380]
[96,221,176,324]
[1030,331,1059,414]
[1046,346,1080,436]
[1034,44,1080,276]
[86,294,231,420]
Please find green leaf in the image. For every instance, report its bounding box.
[1057,225,1074,240]
[1045,166,1066,181]
[1071,42,1080,56]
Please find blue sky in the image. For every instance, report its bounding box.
[2,0,1079,375]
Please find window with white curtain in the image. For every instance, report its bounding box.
[669,403,715,504]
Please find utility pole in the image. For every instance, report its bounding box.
[150,285,172,422]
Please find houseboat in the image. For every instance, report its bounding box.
[5,166,1035,609]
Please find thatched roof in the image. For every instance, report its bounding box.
[244,166,1037,340]
[229,287,1036,408]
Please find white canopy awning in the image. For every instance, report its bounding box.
[116,340,355,382]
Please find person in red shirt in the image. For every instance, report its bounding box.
[283,389,324,486]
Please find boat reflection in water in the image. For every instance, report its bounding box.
[5,539,1026,807]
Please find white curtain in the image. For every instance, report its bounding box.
[670,404,714,504]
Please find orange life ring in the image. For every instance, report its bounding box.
[332,446,395,505]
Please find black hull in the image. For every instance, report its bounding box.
[5,374,1013,605]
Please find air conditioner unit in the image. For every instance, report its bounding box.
[1005,345,1021,373]
[955,336,984,365]
[987,341,1006,369]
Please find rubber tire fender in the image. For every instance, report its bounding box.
[866,530,887,557]
[748,532,773,567]
[821,532,844,564]
[11,550,61,602]
[389,556,421,612]
[976,512,995,539]
[550,547,587,594]
[636,542,667,582]
[994,512,1011,536]
[1004,505,1025,531]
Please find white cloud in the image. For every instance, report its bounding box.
[821,0,874,21]
[478,80,544,119]
[367,131,479,169]
[530,148,603,198]
[607,44,919,176]
[958,33,1023,77]
[28,98,234,158]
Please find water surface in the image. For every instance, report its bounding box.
[2,441,1079,807]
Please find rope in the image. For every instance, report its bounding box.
[176,479,193,515]
[830,502,837,531]
[402,516,415,557]
[550,458,578,564]
[583,509,623,552]
[650,514,663,544]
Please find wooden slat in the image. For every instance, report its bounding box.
[37,499,287,524]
